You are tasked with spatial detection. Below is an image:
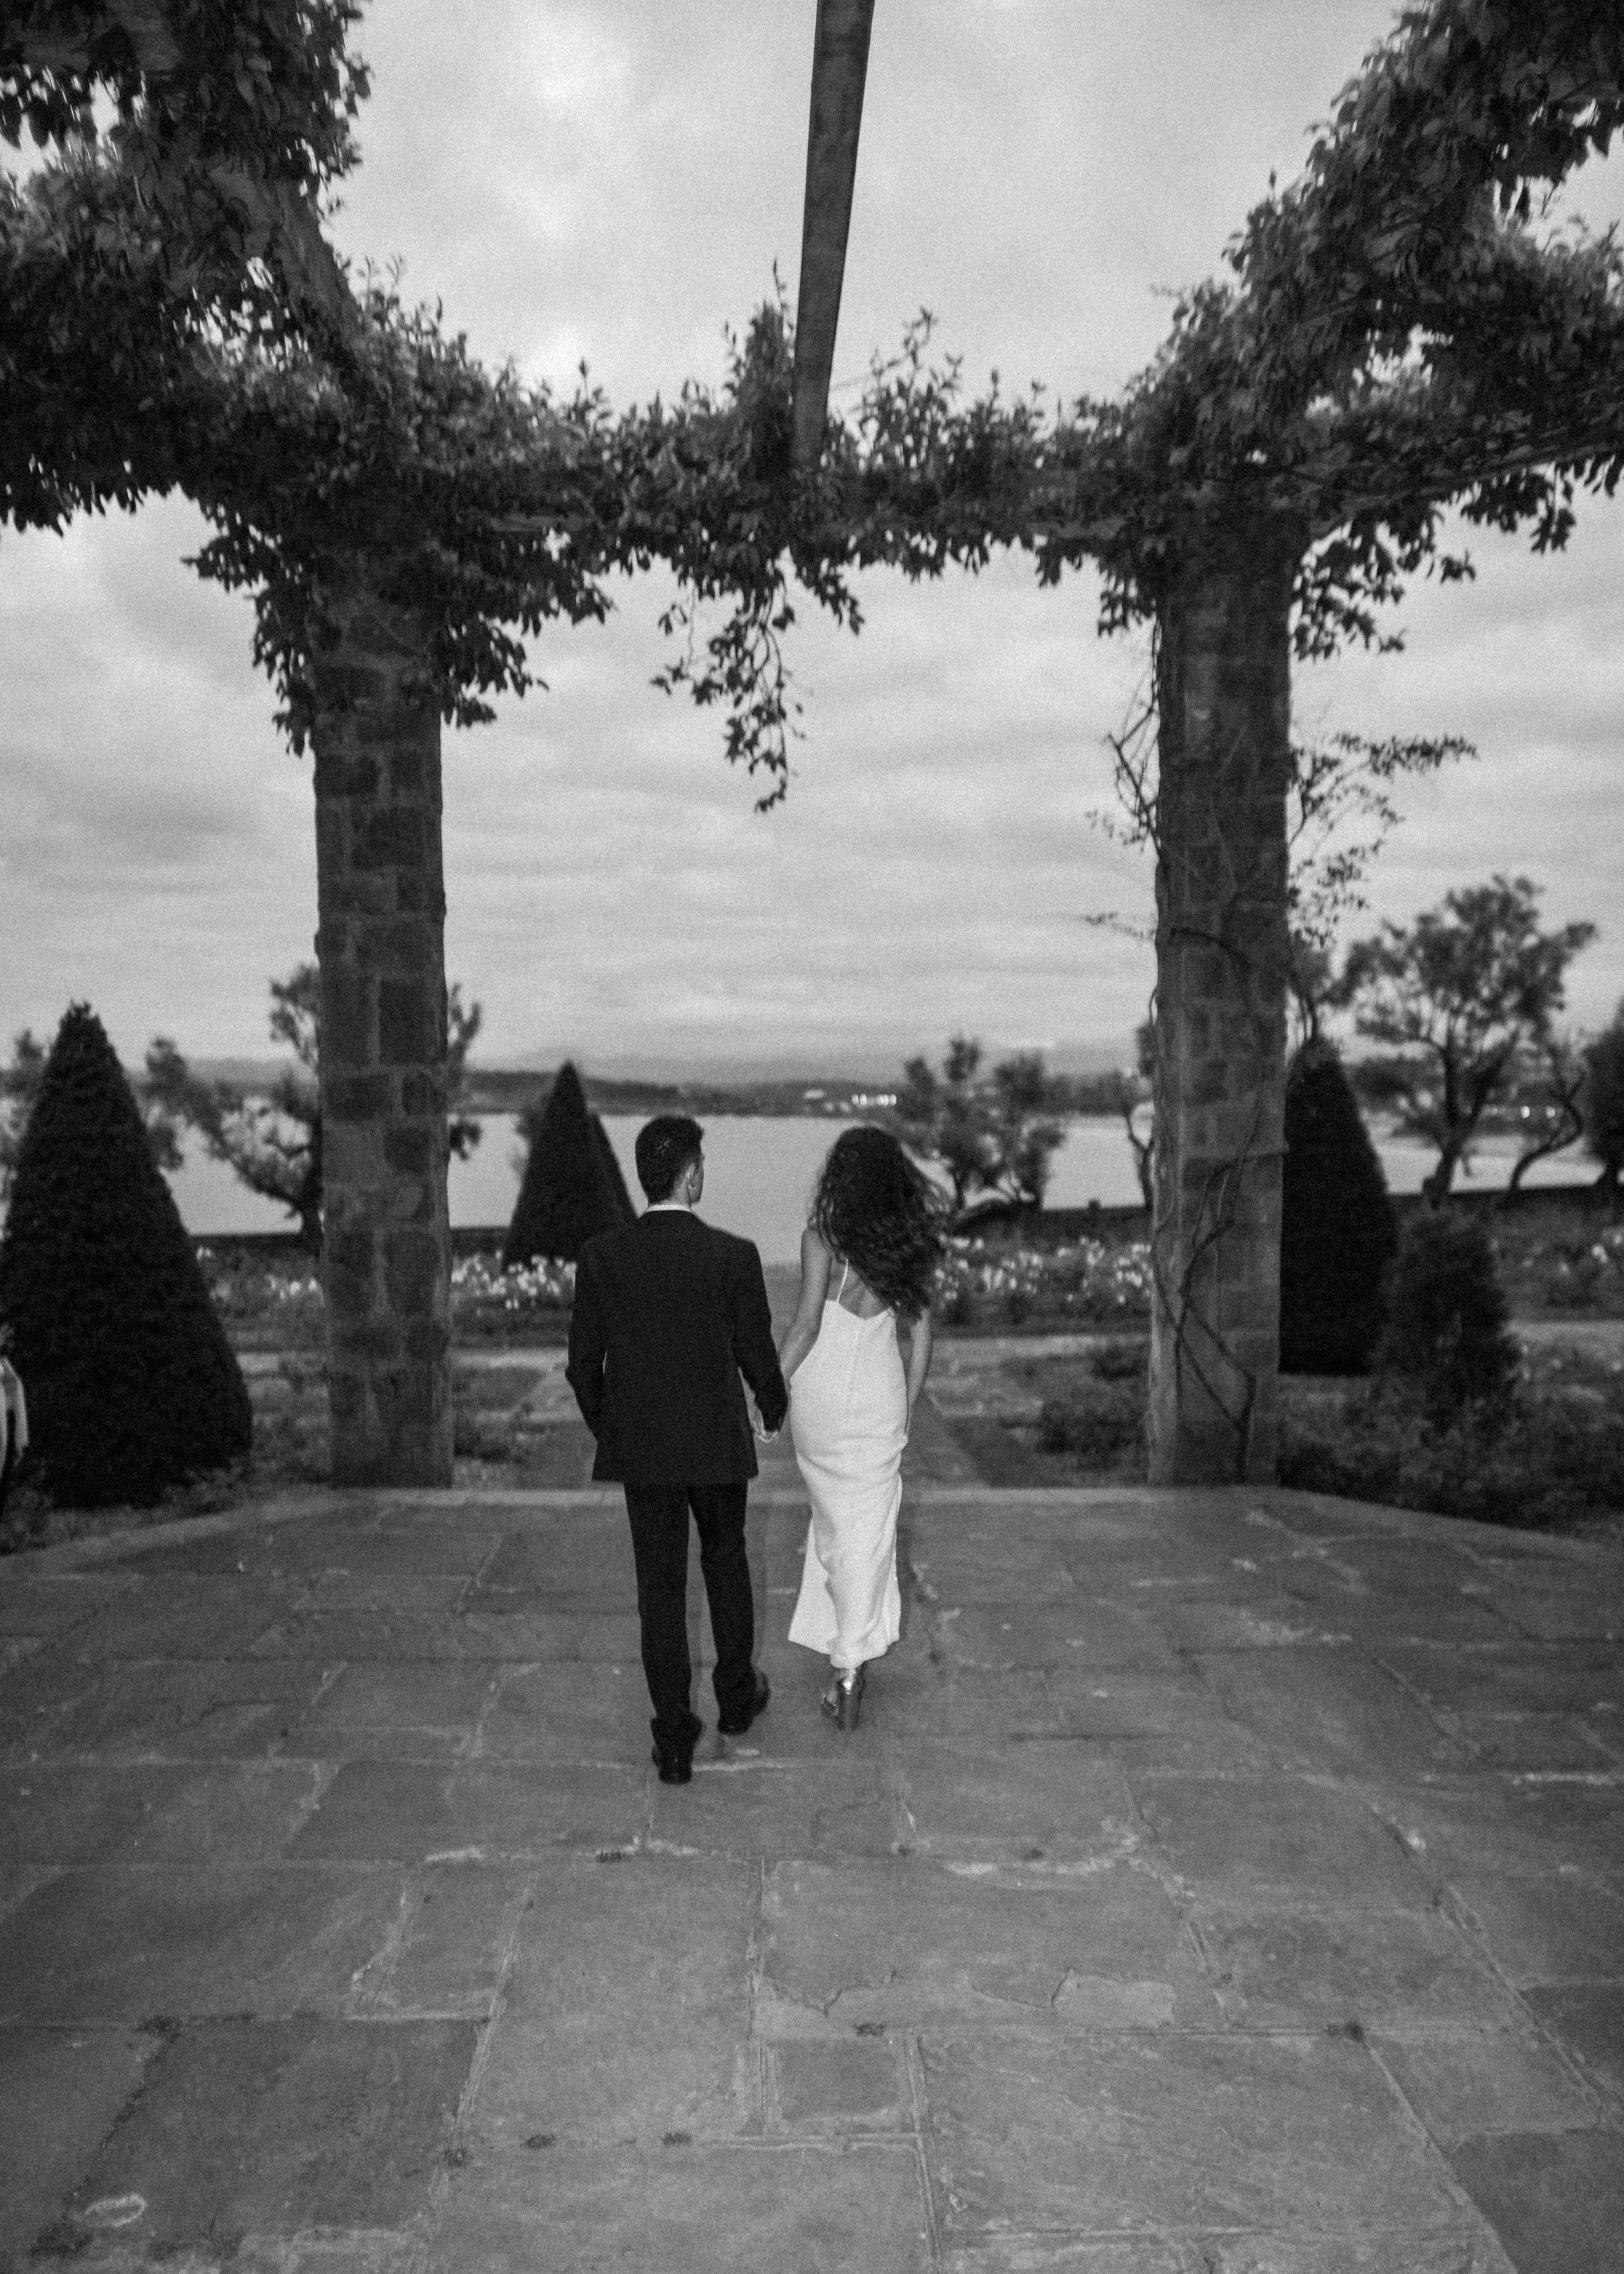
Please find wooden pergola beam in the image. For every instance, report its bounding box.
[791,0,876,470]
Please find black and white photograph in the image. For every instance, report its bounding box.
[2,2,1622,2265]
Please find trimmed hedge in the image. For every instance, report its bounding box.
[503,1061,634,1267]
[1375,1206,1519,1424]
[0,1004,252,1506]
[1279,1038,1396,1374]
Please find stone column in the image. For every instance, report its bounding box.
[308,555,454,1486]
[1147,518,1301,1485]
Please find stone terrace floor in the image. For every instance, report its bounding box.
[2,1454,1622,2272]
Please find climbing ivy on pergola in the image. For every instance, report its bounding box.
[4,0,1621,1486]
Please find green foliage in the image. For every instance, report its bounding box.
[1374,1208,1519,1426]
[0,1026,45,1204]
[1,0,365,319]
[1340,875,1595,1202]
[894,1037,1066,1217]
[1037,1378,1144,1470]
[1280,1040,1397,1375]
[8,6,1622,819]
[503,1063,633,1268]
[1583,1002,1624,1196]
[1081,0,1624,644]
[0,1003,251,1506]
[1091,1337,1150,1383]
[1280,1355,1624,1531]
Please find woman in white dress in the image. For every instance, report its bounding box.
[779,1127,945,1730]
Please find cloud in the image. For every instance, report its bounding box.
[3,3,1622,1072]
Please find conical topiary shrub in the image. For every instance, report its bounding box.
[1279,1038,1398,1374]
[1374,1208,1519,1426]
[591,1114,636,1224]
[0,1004,252,1506]
[503,1062,635,1268]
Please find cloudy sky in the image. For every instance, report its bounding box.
[3,0,1621,1080]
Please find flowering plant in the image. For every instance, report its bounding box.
[451,1254,575,1325]
[936,1237,1153,1326]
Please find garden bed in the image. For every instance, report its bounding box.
[952,1334,1623,1536]
[193,1196,1624,1349]
[952,1196,1623,1322]
[200,1248,577,1351]
[8,1216,1617,1552]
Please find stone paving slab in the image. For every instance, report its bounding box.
[428,2140,932,2274]
[916,2027,1465,2240]
[48,2014,476,2257]
[0,1862,404,2025]
[1446,2129,1624,2274]
[2,1477,1621,2272]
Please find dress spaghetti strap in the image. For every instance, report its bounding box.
[836,1258,850,1303]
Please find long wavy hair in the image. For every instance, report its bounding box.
[810,1126,946,1320]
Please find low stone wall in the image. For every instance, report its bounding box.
[190,1180,1608,1273]
[962,1182,1608,1249]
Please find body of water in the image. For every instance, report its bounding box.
[169,1111,1599,1263]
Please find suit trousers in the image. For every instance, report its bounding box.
[623,1481,755,1744]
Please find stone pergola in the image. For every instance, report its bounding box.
[12,3,1615,1494]
[298,0,1621,1490]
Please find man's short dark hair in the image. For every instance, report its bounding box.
[635,1115,704,1203]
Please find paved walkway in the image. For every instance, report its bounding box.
[3,1453,1622,2272]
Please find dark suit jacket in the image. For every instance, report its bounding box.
[566,1210,790,1485]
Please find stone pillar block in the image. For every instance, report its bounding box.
[310,553,454,1489]
[1148,515,1302,1487]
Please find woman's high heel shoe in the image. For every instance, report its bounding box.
[823,1665,865,1731]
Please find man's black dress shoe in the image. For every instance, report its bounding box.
[651,1710,703,1785]
[717,1671,770,1736]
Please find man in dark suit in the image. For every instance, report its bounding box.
[567,1114,789,1784]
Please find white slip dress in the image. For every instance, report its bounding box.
[786,1258,906,1671]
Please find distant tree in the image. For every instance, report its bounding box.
[504,1062,634,1267]
[895,1038,989,1213]
[155,965,482,1253]
[894,1036,1067,1216]
[1093,704,1472,1048]
[1504,1031,1587,1201]
[986,1054,1067,1210]
[1582,1000,1624,1204]
[1284,733,1472,1042]
[1338,877,1595,1206]
[0,1003,251,1506]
